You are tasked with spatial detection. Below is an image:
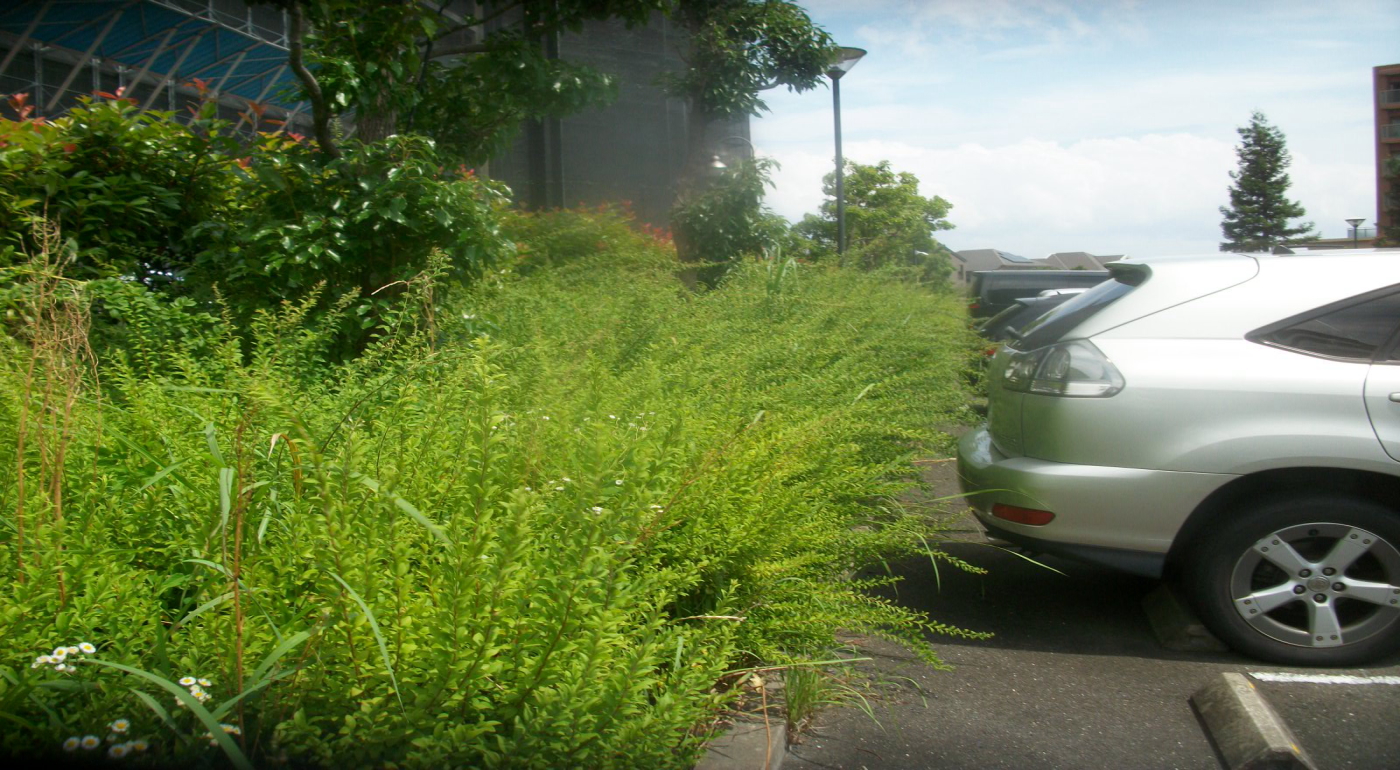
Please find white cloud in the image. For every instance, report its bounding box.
[750,0,1392,258]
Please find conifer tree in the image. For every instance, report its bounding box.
[1219,111,1316,251]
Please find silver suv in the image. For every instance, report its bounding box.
[958,249,1400,665]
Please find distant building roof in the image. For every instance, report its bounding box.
[955,249,1034,272]
[1042,252,1124,270]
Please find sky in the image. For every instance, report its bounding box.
[748,0,1400,259]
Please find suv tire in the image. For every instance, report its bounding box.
[1185,495,1400,666]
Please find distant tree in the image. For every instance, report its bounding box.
[794,160,955,281]
[1219,111,1316,251]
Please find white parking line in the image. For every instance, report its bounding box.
[1249,672,1400,685]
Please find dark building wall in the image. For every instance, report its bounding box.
[1376,63,1400,237]
[488,13,749,227]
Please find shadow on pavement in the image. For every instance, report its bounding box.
[867,541,1244,663]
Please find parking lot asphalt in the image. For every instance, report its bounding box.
[781,460,1400,770]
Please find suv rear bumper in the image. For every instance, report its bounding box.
[956,426,1235,577]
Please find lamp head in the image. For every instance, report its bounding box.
[827,47,867,80]
[1345,217,1366,228]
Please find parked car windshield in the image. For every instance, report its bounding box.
[1011,275,1142,350]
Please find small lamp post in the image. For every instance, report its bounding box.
[1345,218,1366,249]
[828,46,866,258]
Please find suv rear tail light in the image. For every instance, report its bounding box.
[992,504,1055,526]
[1001,340,1124,397]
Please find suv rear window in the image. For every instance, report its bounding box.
[1010,274,1143,350]
[1249,287,1400,362]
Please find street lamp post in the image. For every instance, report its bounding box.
[828,47,866,258]
[1345,218,1366,249]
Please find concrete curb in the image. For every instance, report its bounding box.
[1142,583,1229,653]
[1189,673,1317,770]
[694,715,786,770]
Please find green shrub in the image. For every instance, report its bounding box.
[0,95,240,283]
[671,158,787,286]
[0,94,511,355]
[500,203,672,275]
[0,212,985,766]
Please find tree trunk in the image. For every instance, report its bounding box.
[355,88,399,144]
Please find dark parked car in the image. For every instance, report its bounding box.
[968,270,1111,319]
[976,289,1087,342]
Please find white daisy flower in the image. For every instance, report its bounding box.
[555,486,564,491]
[132,739,149,752]
[108,743,129,758]
[649,504,663,510]
[51,648,67,661]
[178,676,196,686]
[110,718,130,733]
[541,415,550,420]
[62,737,80,752]
[197,678,211,687]
[609,414,617,420]
[614,479,623,485]
[65,646,80,655]
[591,506,604,513]
[78,642,96,654]
[80,735,100,750]
[561,477,571,482]
[219,723,240,734]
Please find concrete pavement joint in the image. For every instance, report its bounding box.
[1190,672,1317,770]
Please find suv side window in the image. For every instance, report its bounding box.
[1250,289,1400,362]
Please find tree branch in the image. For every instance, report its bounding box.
[431,0,525,41]
[287,2,340,160]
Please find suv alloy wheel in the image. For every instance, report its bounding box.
[1186,495,1400,666]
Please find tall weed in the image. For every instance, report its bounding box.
[0,214,985,766]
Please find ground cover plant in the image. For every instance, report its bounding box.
[0,202,984,767]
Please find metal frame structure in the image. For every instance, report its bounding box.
[0,0,308,128]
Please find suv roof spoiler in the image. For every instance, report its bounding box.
[1107,261,1150,287]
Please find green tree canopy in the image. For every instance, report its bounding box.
[270,0,665,162]
[665,1,835,266]
[794,160,955,280]
[1219,111,1316,251]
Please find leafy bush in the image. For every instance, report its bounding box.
[671,158,787,286]
[0,94,510,355]
[500,202,672,276]
[0,207,984,766]
[0,94,240,283]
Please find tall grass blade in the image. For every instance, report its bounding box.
[84,659,253,770]
[328,571,405,714]
[218,467,234,531]
[204,423,226,466]
[250,630,313,684]
[139,458,189,491]
[129,688,184,741]
[175,591,234,629]
[350,473,451,546]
